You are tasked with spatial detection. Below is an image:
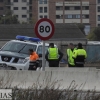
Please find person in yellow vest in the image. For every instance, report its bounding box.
[45,43,63,67]
[72,43,87,67]
[67,43,76,67]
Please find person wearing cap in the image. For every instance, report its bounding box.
[72,43,87,67]
[45,43,63,67]
[67,43,76,67]
[28,49,39,70]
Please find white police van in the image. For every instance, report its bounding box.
[0,35,49,70]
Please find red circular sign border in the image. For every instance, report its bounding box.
[35,18,55,40]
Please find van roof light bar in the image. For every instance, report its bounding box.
[16,35,41,43]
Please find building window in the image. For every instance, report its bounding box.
[29,0,32,4]
[0,0,3,2]
[44,0,47,4]
[82,6,89,10]
[0,7,3,10]
[44,15,47,18]
[39,0,43,4]
[98,0,100,3]
[74,6,80,10]
[29,14,32,18]
[22,7,26,10]
[72,15,76,19]
[22,15,27,18]
[98,15,100,21]
[16,15,18,18]
[65,14,80,19]
[76,14,80,18]
[85,15,89,18]
[29,6,32,11]
[98,24,100,26]
[44,7,47,13]
[40,15,43,18]
[39,7,43,13]
[7,6,11,10]
[67,15,72,18]
[56,15,60,19]
[13,0,18,2]
[22,0,26,2]
[85,6,89,10]
[56,6,63,10]
[73,15,80,18]
[65,6,70,10]
[39,0,47,4]
[98,6,100,12]
[70,6,74,10]
[82,15,89,18]
[14,7,18,10]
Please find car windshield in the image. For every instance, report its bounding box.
[1,41,37,55]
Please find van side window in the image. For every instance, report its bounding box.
[37,46,48,54]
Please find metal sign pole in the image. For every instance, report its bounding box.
[42,40,45,71]
[35,18,54,71]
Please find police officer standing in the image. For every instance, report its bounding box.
[45,43,63,67]
[67,43,76,67]
[72,43,87,67]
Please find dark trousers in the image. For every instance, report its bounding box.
[28,61,39,70]
[75,63,84,67]
[48,60,59,67]
[29,65,37,70]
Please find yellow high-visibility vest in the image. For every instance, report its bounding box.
[48,48,58,59]
[72,49,87,59]
[67,48,76,65]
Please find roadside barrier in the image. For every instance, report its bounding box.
[0,67,100,91]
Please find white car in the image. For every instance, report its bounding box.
[0,35,50,70]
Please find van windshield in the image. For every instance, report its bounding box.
[1,41,37,55]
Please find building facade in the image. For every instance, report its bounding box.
[0,0,8,16]
[0,0,32,23]
[33,0,91,34]
[0,0,99,29]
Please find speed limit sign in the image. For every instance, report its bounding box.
[35,18,55,40]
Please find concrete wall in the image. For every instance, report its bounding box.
[0,67,100,91]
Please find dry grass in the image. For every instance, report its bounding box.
[11,82,100,100]
[0,73,100,100]
[11,80,100,100]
